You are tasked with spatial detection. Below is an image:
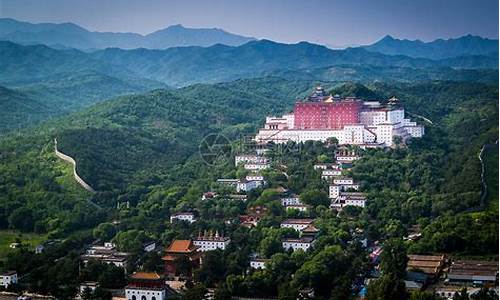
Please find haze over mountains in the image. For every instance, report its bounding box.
[364,34,499,60]
[0,18,255,49]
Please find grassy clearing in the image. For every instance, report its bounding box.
[0,230,47,262]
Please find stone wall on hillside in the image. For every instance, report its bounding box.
[54,138,95,193]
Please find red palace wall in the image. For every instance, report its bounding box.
[293,101,362,129]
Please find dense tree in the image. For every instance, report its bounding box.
[380,238,408,278]
[366,274,408,300]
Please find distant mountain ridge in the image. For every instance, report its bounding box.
[0,18,255,49]
[0,40,497,90]
[363,34,499,60]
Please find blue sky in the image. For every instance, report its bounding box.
[0,0,497,47]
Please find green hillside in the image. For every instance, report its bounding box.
[0,85,58,131]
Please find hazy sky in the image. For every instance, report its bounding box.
[0,0,498,47]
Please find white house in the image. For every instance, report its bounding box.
[250,258,270,269]
[235,155,268,166]
[0,271,18,288]
[170,212,196,223]
[280,219,314,231]
[244,163,270,171]
[321,169,342,179]
[245,175,265,182]
[281,196,302,206]
[217,179,239,186]
[193,231,230,251]
[236,179,263,192]
[282,237,315,251]
[331,192,367,209]
[329,183,360,199]
[313,163,339,170]
[333,177,354,185]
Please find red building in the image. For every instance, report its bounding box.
[161,240,201,277]
[294,100,362,129]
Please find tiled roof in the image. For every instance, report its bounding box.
[165,240,197,253]
[130,272,162,280]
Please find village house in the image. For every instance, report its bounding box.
[193,231,231,252]
[0,271,17,288]
[282,237,315,252]
[161,240,201,277]
[80,242,130,270]
[330,192,367,209]
[300,224,320,238]
[447,260,499,285]
[321,169,342,180]
[434,285,481,300]
[235,154,268,166]
[250,258,270,270]
[244,162,270,171]
[170,212,196,223]
[245,174,265,182]
[281,195,302,206]
[125,272,167,300]
[407,254,446,280]
[280,219,315,231]
[236,178,263,192]
[313,163,340,170]
[216,178,239,186]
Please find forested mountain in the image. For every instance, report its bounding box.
[266,65,499,84]
[364,34,499,59]
[0,42,166,132]
[90,40,498,86]
[1,39,496,133]
[0,85,58,131]
[1,40,497,90]
[0,18,254,49]
[0,77,497,298]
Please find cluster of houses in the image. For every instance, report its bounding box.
[314,146,368,209]
[366,248,499,300]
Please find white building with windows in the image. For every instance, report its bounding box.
[314,163,340,170]
[281,196,302,206]
[236,179,263,192]
[125,272,167,300]
[282,237,315,251]
[170,212,196,223]
[321,169,342,179]
[244,163,270,171]
[0,271,17,288]
[250,258,270,269]
[280,219,314,231]
[255,94,424,147]
[193,231,230,252]
[331,192,367,209]
[235,155,268,166]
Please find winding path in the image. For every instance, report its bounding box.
[478,139,498,208]
[54,138,96,193]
